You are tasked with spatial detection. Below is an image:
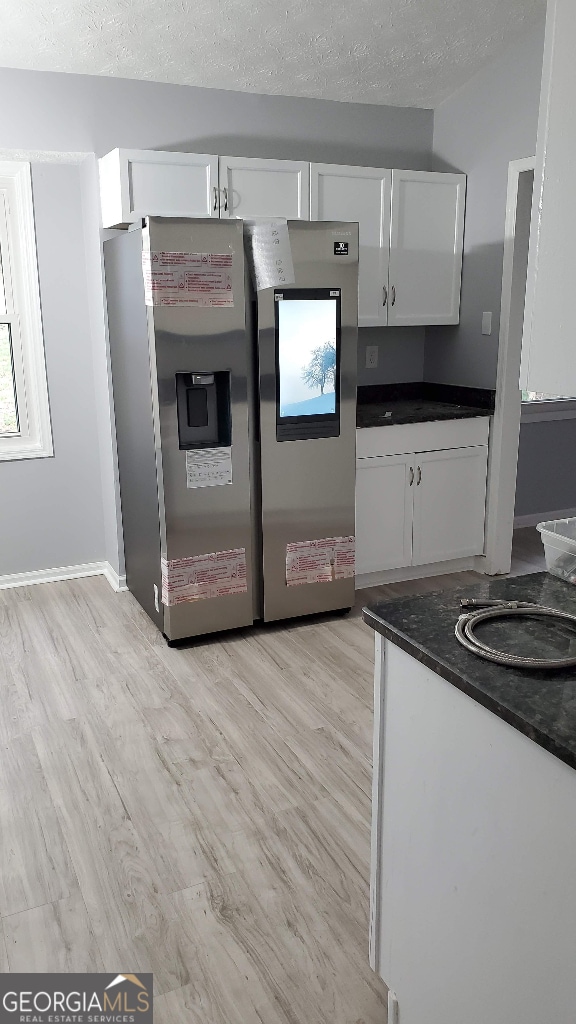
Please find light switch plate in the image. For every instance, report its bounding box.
[482,311,492,336]
[365,345,379,369]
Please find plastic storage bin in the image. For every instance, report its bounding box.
[537,517,576,584]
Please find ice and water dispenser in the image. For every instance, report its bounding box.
[175,371,231,449]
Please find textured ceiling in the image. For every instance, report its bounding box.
[0,0,546,108]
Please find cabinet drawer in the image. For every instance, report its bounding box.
[356,417,490,459]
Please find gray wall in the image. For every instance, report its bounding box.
[515,418,576,519]
[0,67,433,576]
[426,20,546,389]
[357,327,425,386]
[0,163,106,575]
[0,67,433,166]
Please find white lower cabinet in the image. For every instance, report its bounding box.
[355,422,489,577]
[355,455,414,575]
[411,446,489,565]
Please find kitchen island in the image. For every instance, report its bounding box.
[363,572,576,1024]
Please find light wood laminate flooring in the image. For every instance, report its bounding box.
[0,528,544,1022]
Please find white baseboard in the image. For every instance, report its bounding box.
[0,560,127,592]
[514,507,576,529]
[355,555,483,591]
[102,562,128,592]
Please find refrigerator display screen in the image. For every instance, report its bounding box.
[276,291,341,423]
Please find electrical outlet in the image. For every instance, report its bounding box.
[365,345,379,369]
[481,311,492,336]
[387,990,399,1024]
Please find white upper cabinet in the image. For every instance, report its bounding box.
[388,170,466,326]
[311,164,466,327]
[310,164,391,327]
[219,156,310,220]
[99,150,310,227]
[99,154,465,321]
[99,149,219,227]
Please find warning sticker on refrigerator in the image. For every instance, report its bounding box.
[243,220,295,291]
[186,447,232,488]
[285,536,355,587]
[142,250,234,306]
[161,548,247,606]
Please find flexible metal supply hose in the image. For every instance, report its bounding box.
[455,599,576,669]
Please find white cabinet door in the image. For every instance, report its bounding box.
[388,170,466,326]
[412,446,488,566]
[99,149,219,227]
[355,455,414,574]
[311,164,391,327]
[219,156,310,220]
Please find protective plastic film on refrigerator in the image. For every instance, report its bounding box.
[104,217,358,641]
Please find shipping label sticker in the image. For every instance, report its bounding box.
[186,447,232,488]
[285,536,355,587]
[161,548,247,606]
[142,250,233,307]
[243,220,295,291]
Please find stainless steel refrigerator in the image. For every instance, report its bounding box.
[104,216,359,641]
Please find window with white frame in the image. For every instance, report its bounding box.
[521,390,576,421]
[0,161,52,460]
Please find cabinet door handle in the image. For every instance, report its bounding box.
[409,466,414,486]
[382,284,388,306]
[391,285,396,306]
[223,187,229,212]
[416,465,421,486]
[213,186,219,212]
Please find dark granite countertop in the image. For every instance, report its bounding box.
[357,382,495,428]
[363,572,576,771]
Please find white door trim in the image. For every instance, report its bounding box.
[484,157,535,575]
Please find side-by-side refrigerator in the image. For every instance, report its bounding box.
[104,216,359,641]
